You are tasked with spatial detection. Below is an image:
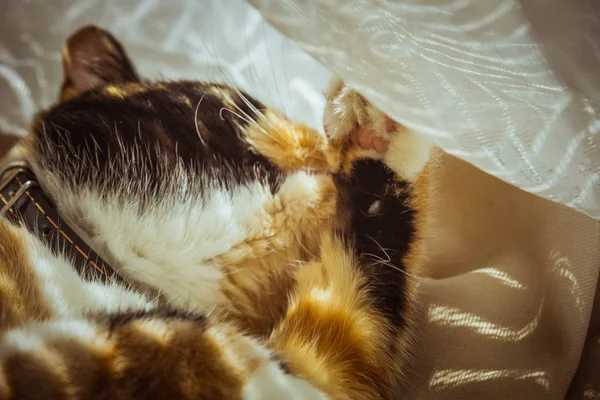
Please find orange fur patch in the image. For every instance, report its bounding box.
[0,221,52,331]
[2,317,256,399]
[244,109,331,173]
[102,83,168,100]
[217,174,338,336]
[269,233,397,399]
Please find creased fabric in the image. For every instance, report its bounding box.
[248,0,600,220]
[413,154,600,399]
[0,0,331,136]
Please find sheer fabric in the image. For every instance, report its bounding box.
[249,0,600,220]
[0,0,330,136]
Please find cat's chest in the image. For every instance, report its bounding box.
[35,166,336,312]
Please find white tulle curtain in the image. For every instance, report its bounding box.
[248,0,600,220]
[0,0,330,137]
[4,0,598,219]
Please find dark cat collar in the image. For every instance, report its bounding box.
[0,162,122,285]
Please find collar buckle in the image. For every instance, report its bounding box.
[0,164,38,217]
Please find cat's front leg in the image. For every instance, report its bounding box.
[323,77,434,182]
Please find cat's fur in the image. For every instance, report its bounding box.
[0,26,432,399]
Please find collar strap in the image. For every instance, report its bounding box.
[0,165,122,284]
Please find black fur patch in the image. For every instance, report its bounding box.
[33,81,285,202]
[334,159,416,328]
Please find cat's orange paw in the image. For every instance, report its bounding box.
[323,77,404,158]
[323,77,433,181]
[350,117,399,154]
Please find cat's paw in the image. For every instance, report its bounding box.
[323,77,433,181]
[323,77,399,156]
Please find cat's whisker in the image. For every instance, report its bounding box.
[361,252,422,280]
[221,107,284,148]
[290,227,319,260]
[194,91,208,146]
[206,304,218,318]
[212,89,257,125]
[219,107,257,128]
[148,288,165,305]
[231,86,275,127]
[365,234,393,263]
[208,67,281,143]
[203,26,290,122]
[361,251,391,265]
[137,120,142,141]
[223,266,247,276]
[214,87,282,144]
[204,58,264,122]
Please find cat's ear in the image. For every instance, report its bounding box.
[60,25,140,101]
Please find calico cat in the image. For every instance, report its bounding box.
[0,26,432,399]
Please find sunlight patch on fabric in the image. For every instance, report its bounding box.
[427,303,541,342]
[429,369,550,391]
[471,268,525,290]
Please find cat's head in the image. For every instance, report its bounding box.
[20,25,293,201]
[0,26,329,296]
[19,26,329,193]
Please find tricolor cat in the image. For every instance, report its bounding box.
[0,26,432,399]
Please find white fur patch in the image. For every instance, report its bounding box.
[25,232,150,317]
[243,361,328,400]
[35,166,323,313]
[0,319,111,358]
[384,129,433,181]
[323,77,359,140]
